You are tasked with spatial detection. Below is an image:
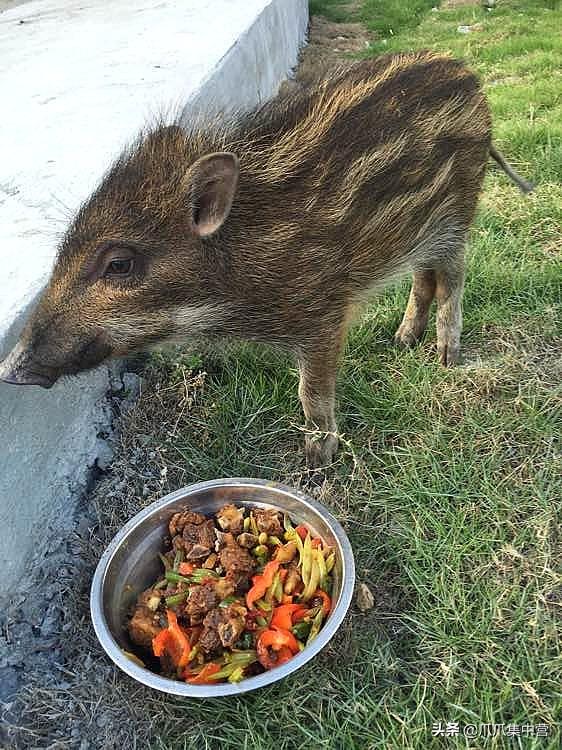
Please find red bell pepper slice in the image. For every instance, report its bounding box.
[166,609,192,668]
[246,559,280,609]
[178,562,196,576]
[291,605,309,622]
[186,662,221,684]
[152,627,183,665]
[152,628,172,658]
[256,634,276,669]
[270,603,301,631]
[257,628,298,669]
[276,646,293,666]
[295,525,308,541]
[152,610,192,669]
[311,538,322,549]
[259,627,299,654]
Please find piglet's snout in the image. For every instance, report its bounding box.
[0,340,56,388]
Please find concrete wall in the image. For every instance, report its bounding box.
[0,0,308,596]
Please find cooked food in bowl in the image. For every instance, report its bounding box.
[127,503,335,684]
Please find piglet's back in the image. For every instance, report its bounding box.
[231,51,491,288]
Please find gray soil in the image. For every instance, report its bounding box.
[0,14,371,750]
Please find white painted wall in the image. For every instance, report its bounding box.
[0,0,308,595]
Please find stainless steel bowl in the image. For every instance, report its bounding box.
[90,478,355,696]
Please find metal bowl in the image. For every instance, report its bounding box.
[90,478,355,696]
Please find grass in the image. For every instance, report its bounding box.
[10,2,559,749]
[140,2,561,748]
[309,0,354,23]
[361,0,439,39]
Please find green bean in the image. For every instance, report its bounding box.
[229,650,257,665]
[294,529,304,565]
[165,571,192,584]
[265,571,281,604]
[228,666,245,683]
[292,621,311,640]
[273,573,283,603]
[173,549,184,571]
[165,591,190,607]
[306,608,325,645]
[301,533,312,586]
[208,652,256,681]
[207,665,236,681]
[191,568,220,580]
[283,513,293,532]
[301,556,320,601]
[315,547,328,590]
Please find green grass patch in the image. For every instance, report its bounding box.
[309,0,355,23]
[361,0,438,40]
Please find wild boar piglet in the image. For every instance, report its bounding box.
[0,51,533,467]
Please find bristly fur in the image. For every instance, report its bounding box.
[6,51,532,466]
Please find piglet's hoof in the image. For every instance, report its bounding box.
[305,433,339,470]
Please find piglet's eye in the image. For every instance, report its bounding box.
[105,258,134,277]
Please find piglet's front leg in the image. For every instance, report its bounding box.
[297,341,342,469]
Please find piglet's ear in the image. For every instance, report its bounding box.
[185,152,239,237]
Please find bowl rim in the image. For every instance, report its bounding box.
[90,477,355,697]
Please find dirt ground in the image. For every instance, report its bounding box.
[294,14,371,82]
[0,13,365,750]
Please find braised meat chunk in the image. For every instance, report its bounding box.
[215,577,236,600]
[219,540,254,587]
[215,504,245,535]
[128,588,163,649]
[170,512,216,560]
[199,603,247,653]
[183,581,218,625]
[169,510,206,537]
[236,532,258,549]
[252,507,282,536]
[198,609,222,653]
[217,603,247,648]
